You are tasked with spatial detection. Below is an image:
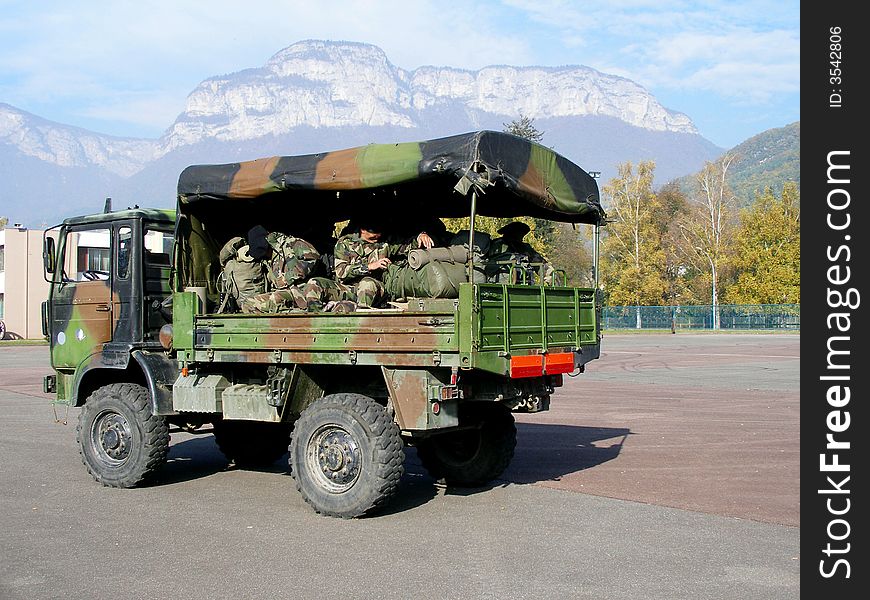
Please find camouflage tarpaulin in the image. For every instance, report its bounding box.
[176,130,603,225]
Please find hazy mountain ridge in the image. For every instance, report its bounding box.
[0,103,157,177]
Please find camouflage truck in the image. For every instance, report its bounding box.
[42,130,605,518]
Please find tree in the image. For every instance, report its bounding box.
[547,223,594,286]
[0,216,7,230]
[654,182,697,305]
[677,154,739,329]
[724,183,800,304]
[503,113,544,143]
[600,161,668,327]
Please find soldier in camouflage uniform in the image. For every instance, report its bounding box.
[333,222,434,307]
[489,221,556,285]
[240,226,326,313]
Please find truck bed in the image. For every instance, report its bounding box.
[174,284,599,376]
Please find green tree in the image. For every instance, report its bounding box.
[724,182,800,304]
[0,216,8,230]
[600,161,668,326]
[677,154,739,328]
[503,113,544,143]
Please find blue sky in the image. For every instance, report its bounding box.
[0,0,799,148]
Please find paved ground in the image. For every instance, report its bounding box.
[510,333,800,526]
[0,334,799,599]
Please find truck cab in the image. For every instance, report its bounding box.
[43,209,175,403]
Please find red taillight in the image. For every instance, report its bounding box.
[544,353,575,375]
[510,352,576,378]
[510,355,543,378]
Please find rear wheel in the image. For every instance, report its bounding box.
[416,402,516,486]
[77,383,169,487]
[213,420,291,467]
[290,393,403,518]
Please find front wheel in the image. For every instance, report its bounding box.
[290,393,404,518]
[77,383,169,487]
[416,402,517,486]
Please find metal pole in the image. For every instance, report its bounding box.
[467,190,478,282]
[592,223,600,289]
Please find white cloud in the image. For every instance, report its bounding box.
[502,0,799,102]
[634,29,800,100]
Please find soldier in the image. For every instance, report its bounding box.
[489,221,555,285]
[240,225,331,313]
[333,221,434,307]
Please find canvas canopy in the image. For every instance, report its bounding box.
[177,130,603,226]
[174,131,604,292]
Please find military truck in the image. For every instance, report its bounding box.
[42,131,605,518]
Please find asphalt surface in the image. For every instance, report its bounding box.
[0,334,800,599]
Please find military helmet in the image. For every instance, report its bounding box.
[496,221,530,237]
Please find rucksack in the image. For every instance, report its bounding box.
[218,237,267,313]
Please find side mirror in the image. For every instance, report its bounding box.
[43,236,56,274]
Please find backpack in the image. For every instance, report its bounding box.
[218,237,267,313]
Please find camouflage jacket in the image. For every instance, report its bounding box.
[266,232,320,289]
[333,233,415,283]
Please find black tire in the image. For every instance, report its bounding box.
[213,419,291,467]
[416,402,517,486]
[289,393,404,518]
[77,383,169,487]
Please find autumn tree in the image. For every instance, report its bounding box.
[724,182,800,304]
[653,182,697,304]
[547,223,595,286]
[600,161,668,327]
[677,154,739,329]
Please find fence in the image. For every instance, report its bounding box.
[602,304,800,331]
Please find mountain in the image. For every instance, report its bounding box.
[2,40,723,225]
[670,121,799,207]
[727,121,799,203]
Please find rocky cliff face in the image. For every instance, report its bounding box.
[160,40,696,153]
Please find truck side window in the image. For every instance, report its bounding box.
[144,228,174,264]
[117,226,132,279]
[65,228,111,281]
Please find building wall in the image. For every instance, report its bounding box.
[0,228,54,340]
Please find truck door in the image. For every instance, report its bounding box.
[48,223,133,370]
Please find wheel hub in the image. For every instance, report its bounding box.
[92,412,132,464]
[310,426,361,492]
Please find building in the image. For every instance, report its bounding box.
[0,226,54,340]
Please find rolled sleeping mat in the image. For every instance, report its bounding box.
[407,245,469,270]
